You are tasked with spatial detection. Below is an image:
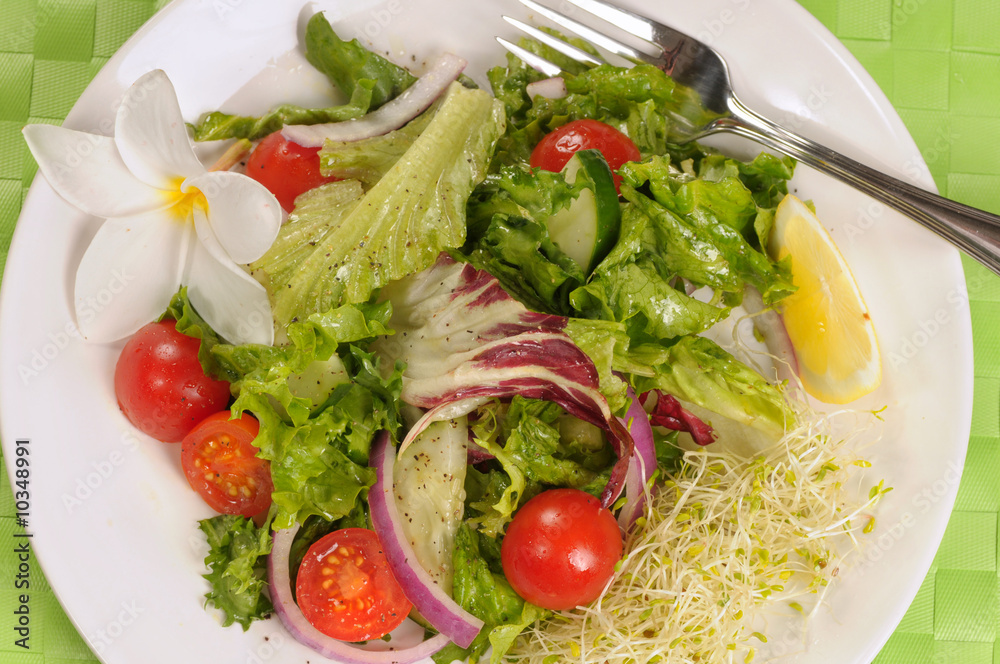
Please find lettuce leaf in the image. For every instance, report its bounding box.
[462,164,588,314]
[438,524,548,664]
[303,12,415,112]
[464,396,612,538]
[500,396,611,495]
[488,54,716,167]
[191,88,372,142]
[619,157,795,305]
[250,82,504,332]
[232,364,400,530]
[199,514,273,630]
[572,261,730,341]
[214,301,392,421]
[621,335,790,438]
[222,303,403,530]
[465,212,583,315]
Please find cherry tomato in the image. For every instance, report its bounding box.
[530,119,641,193]
[245,131,338,212]
[296,529,413,641]
[114,320,230,443]
[180,411,272,517]
[500,488,622,610]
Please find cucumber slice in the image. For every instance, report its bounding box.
[545,149,622,273]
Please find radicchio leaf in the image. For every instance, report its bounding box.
[642,390,716,446]
[375,254,634,507]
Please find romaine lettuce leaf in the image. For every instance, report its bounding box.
[199,514,273,630]
[250,82,504,332]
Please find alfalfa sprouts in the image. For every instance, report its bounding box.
[504,401,887,664]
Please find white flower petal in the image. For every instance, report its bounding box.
[182,171,281,264]
[74,214,190,342]
[186,207,275,346]
[115,70,205,190]
[23,124,170,218]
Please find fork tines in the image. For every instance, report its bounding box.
[503,0,662,68]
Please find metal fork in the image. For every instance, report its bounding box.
[499,0,1000,277]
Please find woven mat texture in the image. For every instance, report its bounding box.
[0,0,998,662]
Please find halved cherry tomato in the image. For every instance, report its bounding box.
[114,320,231,443]
[245,131,338,212]
[180,411,272,517]
[500,488,622,610]
[296,528,412,641]
[530,119,641,193]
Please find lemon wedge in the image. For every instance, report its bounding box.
[767,194,881,404]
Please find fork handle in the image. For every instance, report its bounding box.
[715,97,1000,277]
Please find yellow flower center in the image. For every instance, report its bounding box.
[164,177,208,222]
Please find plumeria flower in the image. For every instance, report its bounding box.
[22,69,281,346]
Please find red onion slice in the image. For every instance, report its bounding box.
[268,525,452,663]
[283,53,468,147]
[617,384,657,531]
[370,431,485,649]
[525,76,567,99]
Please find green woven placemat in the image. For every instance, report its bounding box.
[0,1,998,662]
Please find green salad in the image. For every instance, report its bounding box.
[129,14,880,664]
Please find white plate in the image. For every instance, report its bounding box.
[0,0,972,662]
